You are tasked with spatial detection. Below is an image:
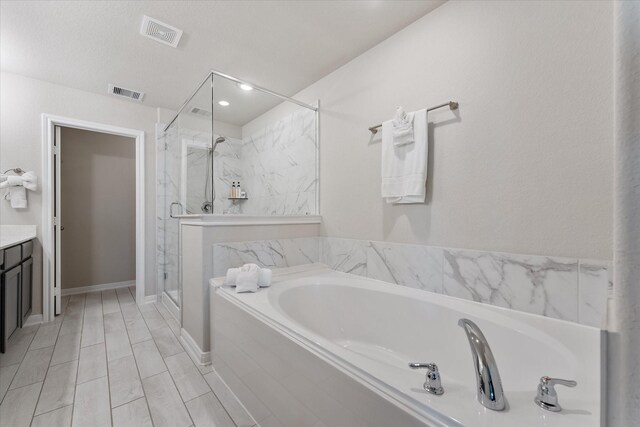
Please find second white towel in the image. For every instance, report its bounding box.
[3,186,27,209]
[381,108,428,204]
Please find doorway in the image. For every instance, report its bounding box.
[42,115,145,322]
[59,127,136,306]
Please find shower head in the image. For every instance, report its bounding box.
[214,136,226,144]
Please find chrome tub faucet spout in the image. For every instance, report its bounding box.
[458,318,506,411]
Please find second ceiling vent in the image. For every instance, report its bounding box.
[140,15,183,48]
[108,84,144,102]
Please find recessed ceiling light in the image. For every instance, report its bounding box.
[238,83,253,91]
[218,100,230,106]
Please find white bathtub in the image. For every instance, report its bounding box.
[211,264,603,427]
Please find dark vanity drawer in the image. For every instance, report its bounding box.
[21,241,33,260]
[2,245,22,271]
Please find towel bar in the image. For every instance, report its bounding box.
[368,101,458,134]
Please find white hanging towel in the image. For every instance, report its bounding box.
[381,108,428,204]
[0,173,36,209]
[3,186,27,208]
[391,107,415,147]
[21,171,38,191]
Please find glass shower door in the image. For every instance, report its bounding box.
[160,74,214,310]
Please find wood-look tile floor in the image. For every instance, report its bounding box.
[0,287,256,427]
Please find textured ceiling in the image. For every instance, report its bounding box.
[0,0,444,123]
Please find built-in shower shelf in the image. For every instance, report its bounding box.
[228,196,248,203]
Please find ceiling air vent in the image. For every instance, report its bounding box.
[189,107,212,117]
[108,84,145,102]
[140,15,183,48]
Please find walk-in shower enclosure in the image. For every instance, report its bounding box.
[157,70,319,309]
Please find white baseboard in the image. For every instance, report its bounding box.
[61,280,135,296]
[142,295,157,304]
[162,292,181,322]
[180,328,211,366]
[23,314,43,327]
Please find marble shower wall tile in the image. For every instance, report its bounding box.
[211,136,242,215]
[578,260,611,328]
[366,242,443,293]
[442,249,579,321]
[212,238,320,277]
[319,238,368,277]
[240,107,317,216]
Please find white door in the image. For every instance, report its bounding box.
[53,126,62,315]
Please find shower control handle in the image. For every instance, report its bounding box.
[408,363,444,395]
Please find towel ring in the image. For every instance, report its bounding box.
[3,168,25,175]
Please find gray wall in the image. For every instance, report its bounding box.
[0,72,159,314]
[60,127,135,289]
[245,1,613,261]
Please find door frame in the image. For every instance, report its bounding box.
[41,114,145,322]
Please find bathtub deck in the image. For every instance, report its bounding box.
[0,287,256,427]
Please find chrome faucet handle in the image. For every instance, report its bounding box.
[408,363,444,395]
[534,376,577,412]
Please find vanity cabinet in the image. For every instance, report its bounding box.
[21,257,33,325]
[1,265,21,353]
[0,239,34,353]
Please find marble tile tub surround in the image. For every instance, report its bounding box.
[324,238,611,327]
[212,237,320,277]
[213,236,610,327]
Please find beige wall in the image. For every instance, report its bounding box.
[247,1,614,260]
[60,128,135,289]
[0,71,159,314]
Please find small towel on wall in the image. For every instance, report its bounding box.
[391,107,415,147]
[381,108,428,204]
[3,186,27,209]
[21,171,38,191]
[0,171,37,209]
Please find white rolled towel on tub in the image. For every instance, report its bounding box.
[258,268,272,287]
[235,264,260,293]
[225,267,241,285]
[225,264,272,288]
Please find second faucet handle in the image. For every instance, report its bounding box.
[534,376,577,412]
[408,363,444,395]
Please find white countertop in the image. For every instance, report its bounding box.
[0,225,37,250]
